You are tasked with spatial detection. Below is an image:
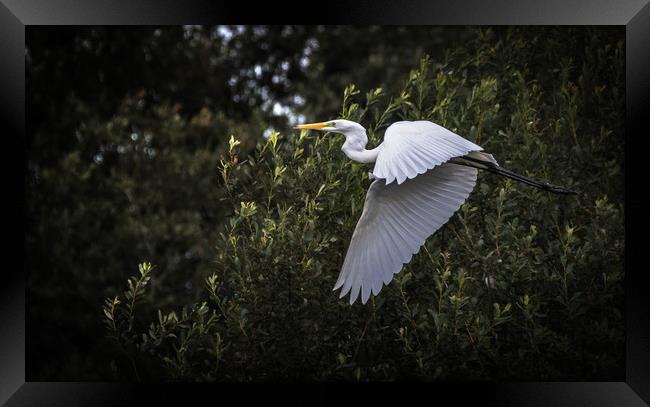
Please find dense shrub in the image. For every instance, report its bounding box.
[103,28,624,381]
[26,25,467,379]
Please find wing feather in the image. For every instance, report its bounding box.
[371,237,387,295]
[335,163,478,304]
[373,121,482,185]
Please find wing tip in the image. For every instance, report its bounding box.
[333,278,344,291]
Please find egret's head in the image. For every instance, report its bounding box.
[293,119,365,137]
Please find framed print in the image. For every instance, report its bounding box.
[1,0,649,405]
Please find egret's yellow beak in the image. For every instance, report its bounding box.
[293,122,330,130]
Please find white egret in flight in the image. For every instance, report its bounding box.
[294,119,575,305]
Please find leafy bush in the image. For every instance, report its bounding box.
[103,28,624,381]
[27,26,468,379]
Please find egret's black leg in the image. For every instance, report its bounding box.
[450,154,577,195]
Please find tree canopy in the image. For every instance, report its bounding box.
[27,26,624,380]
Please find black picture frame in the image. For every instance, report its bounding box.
[1,1,649,405]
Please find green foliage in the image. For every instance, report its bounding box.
[27,26,467,379]
[103,28,624,381]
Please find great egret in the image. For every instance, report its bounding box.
[294,119,575,305]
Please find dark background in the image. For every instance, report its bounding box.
[26,26,625,381]
[26,25,469,379]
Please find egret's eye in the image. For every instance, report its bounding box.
[328,122,336,127]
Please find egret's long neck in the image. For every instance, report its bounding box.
[344,144,383,163]
[341,129,383,164]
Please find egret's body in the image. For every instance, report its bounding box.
[294,119,574,305]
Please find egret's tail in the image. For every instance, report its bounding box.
[451,152,577,195]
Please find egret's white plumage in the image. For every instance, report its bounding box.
[293,118,574,305]
[335,163,477,304]
[373,121,482,185]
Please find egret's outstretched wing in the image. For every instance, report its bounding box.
[372,120,483,185]
[334,163,478,305]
